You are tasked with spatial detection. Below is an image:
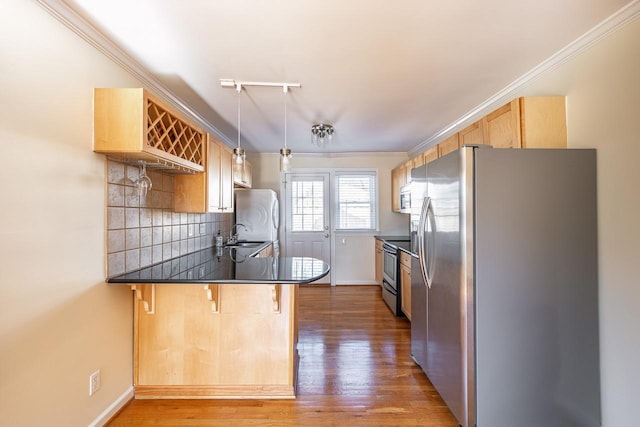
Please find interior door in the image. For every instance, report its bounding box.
[283,173,331,284]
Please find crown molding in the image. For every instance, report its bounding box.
[409,0,640,157]
[35,0,234,147]
[35,0,639,157]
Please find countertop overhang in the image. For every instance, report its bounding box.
[107,244,330,285]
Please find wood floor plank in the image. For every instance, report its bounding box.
[106,285,458,426]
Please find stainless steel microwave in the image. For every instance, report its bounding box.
[400,184,411,213]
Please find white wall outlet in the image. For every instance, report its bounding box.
[89,369,101,396]
[199,223,206,235]
[188,224,194,237]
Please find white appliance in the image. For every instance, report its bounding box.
[411,146,600,427]
[235,189,279,242]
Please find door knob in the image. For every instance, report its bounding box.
[324,233,329,238]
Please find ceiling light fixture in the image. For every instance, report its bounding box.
[233,83,245,173]
[280,86,292,172]
[219,79,301,173]
[311,123,334,146]
[220,79,301,90]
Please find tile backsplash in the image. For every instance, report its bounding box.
[106,159,233,277]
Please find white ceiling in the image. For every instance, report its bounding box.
[55,0,634,154]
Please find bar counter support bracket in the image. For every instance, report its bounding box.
[131,284,156,314]
[204,284,221,313]
[272,284,281,313]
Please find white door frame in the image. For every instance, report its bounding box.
[280,168,335,286]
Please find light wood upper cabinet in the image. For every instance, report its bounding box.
[93,88,205,173]
[484,96,567,148]
[375,240,383,286]
[216,142,234,212]
[437,133,460,157]
[459,119,487,146]
[421,146,438,164]
[233,160,253,188]
[518,97,567,148]
[400,252,412,320]
[391,164,406,213]
[390,97,565,214]
[484,99,521,148]
[404,159,415,183]
[413,153,425,169]
[174,137,234,213]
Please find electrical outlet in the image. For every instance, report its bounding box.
[89,369,101,396]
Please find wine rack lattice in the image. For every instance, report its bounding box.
[146,100,205,169]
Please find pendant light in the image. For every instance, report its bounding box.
[233,83,245,174]
[280,85,292,172]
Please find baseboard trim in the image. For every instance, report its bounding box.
[335,281,379,286]
[88,385,134,427]
[134,385,296,399]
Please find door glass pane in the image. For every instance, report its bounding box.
[291,178,324,232]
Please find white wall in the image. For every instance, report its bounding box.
[517,18,640,427]
[0,1,140,425]
[248,152,409,284]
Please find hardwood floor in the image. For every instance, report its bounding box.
[107,285,458,426]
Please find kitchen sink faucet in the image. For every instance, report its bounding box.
[228,223,247,245]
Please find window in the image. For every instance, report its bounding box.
[291,177,325,232]
[334,171,378,231]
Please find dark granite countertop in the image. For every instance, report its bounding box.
[375,235,416,257]
[107,244,330,285]
[374,235,410,242]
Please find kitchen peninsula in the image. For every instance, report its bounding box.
[109,243,329,399]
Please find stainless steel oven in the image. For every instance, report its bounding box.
[382,242,402,316]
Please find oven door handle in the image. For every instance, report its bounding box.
[382,280,397,296]
[382,243,397,255]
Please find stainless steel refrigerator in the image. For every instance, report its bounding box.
[410,146,600,427]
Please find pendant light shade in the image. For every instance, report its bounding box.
[280,86,292,172]
[233,83,245,172]
[280,148,292,172]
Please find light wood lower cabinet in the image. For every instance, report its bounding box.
[375,240,383,286]
[133,283,298,399]
[399,252,412,320]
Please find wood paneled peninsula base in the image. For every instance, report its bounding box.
[108,247,330,399]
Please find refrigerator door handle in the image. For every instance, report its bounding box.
[424,197,436,287]
[272,199,280,231]
[417,197,432,288]
[418,197,436,288]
